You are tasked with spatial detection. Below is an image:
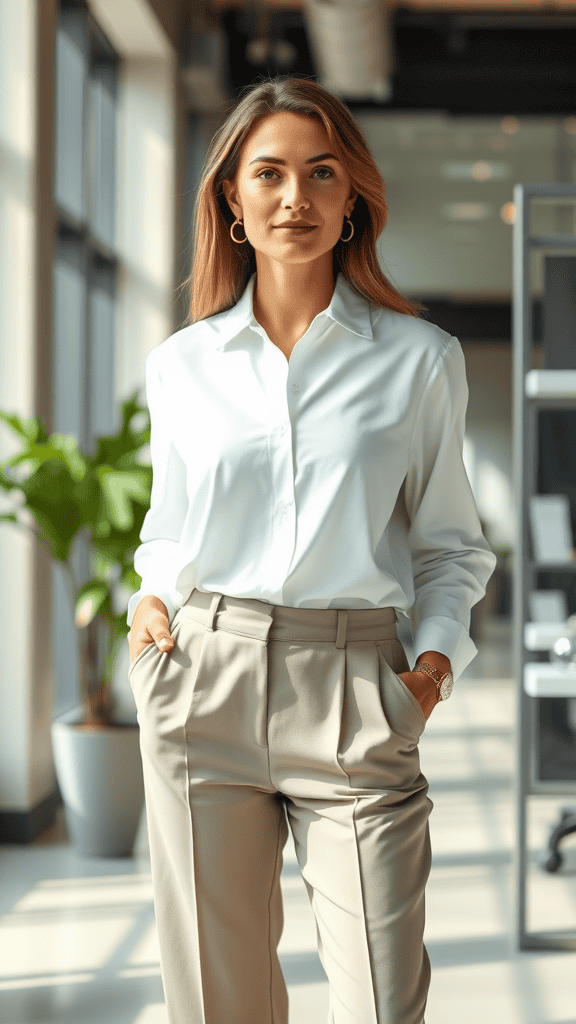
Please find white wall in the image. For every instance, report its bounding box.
[80,2,179,721]
[114,56,177,421]
[0,0,38,811]
[111,40,179,711]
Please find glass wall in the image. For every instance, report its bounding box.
[52,0,119,718]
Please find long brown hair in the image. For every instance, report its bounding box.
[182,75,428,325]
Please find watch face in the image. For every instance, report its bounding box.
[439,673,454,700]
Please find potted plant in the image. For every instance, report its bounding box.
[0,390,153,856]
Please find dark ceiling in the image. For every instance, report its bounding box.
[219,6,576,115]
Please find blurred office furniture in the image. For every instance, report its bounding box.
[513,183,576,951]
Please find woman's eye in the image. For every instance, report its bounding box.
[258,167,333,181]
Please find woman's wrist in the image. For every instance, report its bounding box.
[414,649,452,676]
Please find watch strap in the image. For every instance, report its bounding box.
[414,659,452,701]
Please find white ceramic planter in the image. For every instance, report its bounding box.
[51,711,144,857]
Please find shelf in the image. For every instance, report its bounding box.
[513,184,576,951]
[529,561,576,572]
[525,369,576,400]
[524,661,576,697]
[528,234,573,249]
[524,621,573,650]
[528,233,576,249]
[528,780,576,796]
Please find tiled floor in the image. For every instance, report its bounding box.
[1,615,576,1024]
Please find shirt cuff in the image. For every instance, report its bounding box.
[127,588,182,631]
[411,614,478,683]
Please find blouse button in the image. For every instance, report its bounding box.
[290,381,301,391]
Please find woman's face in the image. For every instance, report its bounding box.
[222,111,358,268]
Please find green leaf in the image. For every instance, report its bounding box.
[97,466,151,530]
[0,410,43,443]
[0,392,153,710]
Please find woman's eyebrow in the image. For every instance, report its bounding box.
[248,152,340,166]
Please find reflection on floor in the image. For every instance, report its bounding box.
[1,615,576,1024]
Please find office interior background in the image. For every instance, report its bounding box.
[1,0,576,1021]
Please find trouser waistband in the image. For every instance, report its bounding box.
[180,588,399,648]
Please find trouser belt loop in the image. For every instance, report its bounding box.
[206,592,224,631]
[335,610,348,649]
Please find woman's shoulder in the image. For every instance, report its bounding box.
[145,320,214,373]
[372,305,459,376]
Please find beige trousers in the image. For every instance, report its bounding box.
[128,588,433,1024]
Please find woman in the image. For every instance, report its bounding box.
[127,75,496,1024]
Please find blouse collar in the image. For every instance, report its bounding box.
[204,270,374,347]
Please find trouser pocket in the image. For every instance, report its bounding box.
[128,641,156,681]
[376,638,427,738]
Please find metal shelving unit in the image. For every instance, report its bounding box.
[512,183,576,951]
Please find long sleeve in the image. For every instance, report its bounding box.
[126,350,189,630]
[402,336,497,681]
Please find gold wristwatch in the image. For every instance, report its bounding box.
[413,660,454,701]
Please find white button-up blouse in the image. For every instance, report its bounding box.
[127,270,497,682]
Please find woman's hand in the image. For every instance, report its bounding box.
[396,671,438,720]
[129,595,175,663]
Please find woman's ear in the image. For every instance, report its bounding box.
[222,179,239,221]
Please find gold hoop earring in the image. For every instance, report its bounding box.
[230,218,247,243]
[340,217,354,242]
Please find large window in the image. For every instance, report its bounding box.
[53,0,119,718]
